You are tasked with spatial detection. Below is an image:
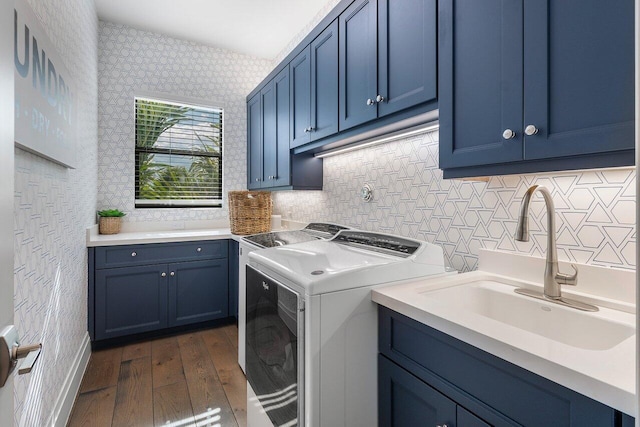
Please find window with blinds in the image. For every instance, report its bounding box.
[134,97,223,208]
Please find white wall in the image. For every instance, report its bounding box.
[13,0,98,425]
[98,22,272,224]
[273,131,636,272]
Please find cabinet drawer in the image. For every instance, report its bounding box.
[95,240,228,269]
[379,307,616,427]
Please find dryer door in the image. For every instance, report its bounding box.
[246,265,304,427]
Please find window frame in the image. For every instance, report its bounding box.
[133,93,225,209]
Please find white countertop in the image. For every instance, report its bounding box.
[86,219,307,247]
[372,249,636,416]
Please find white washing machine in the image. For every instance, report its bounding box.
[245,230,454,427]
[238,223,351,373]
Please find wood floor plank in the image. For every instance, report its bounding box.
[67,386,117,427]
[153,380,195,427]
[221,323,239,350]
[152,336,185,388]
[200,328,247,427]
[79,347,122,393]
[178,333,239,427]
[122,340,152,361]
[112,356,154,427]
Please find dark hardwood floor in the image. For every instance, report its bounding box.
[67,325,246,427]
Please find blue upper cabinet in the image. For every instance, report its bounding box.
[247,65,323,190]
[261,79,277,188]
[260,68,291,188]
[438,0,524,170]
[339,0,378,131]
[290,47,312,149]
[378,0,437,118]
[439,0,635,178]
[273,68,292,187]
[339,0,438,131]
[247,93,262,189]
[310,20,339,141]
[248,0,438,157]
[523,0,635,161]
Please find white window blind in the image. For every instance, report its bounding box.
[134,97,223,208]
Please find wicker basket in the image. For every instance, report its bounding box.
[99,217,122,235]
[228,191,272,235]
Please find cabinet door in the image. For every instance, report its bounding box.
[168,259,229,327]
[438,0,524,169]
[378,0,437,117]
[379,355,456,427]
[523,0,634,160]
[310,19,339,141]
[290,47,311,149]
[95,264,168,340]
[247,93,263,189]
[339,0,378,131]
[261,79,277,188]
[272,67,291,187]
[458,406,492,427]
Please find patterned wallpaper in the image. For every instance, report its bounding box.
[98,22,272,224]
[273,130,636,272]
[13,0,98,425]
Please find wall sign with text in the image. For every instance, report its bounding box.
[14,0,77,169]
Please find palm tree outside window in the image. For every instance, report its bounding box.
[134,97,223,208]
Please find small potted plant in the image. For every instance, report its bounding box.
[98,209,126,235]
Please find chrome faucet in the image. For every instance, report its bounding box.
[513,185,598,312]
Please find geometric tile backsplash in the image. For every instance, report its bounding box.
[98,22,272,223]
[273,130,636,272]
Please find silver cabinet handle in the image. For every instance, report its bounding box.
[255,178,260,182]
[131,252,137,257]
[502,129,516,140]
[525,124,539,135]
[376,94,385,103]
[304,127,314,132]
[161,272,166,277]
[366,98,375,106]
[197,247,202,252]
[170,271,175,276]
[436,425,448,427]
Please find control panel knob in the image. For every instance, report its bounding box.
[525,124,539,135]
[502,129,516,140]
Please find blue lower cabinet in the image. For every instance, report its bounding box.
[379,355,456,427]
[90,241,231,342]
[95,264,168,341]
[378,306,627,427]
[168,259,228,327]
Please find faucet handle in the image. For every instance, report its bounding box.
[556,264,578,286]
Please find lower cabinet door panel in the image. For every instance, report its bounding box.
[95,264,168,340]
[379,354,456,427]
[168,259,229,327]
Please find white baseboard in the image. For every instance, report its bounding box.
[48,333,91,427]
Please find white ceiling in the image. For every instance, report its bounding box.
[95,0,332,60]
